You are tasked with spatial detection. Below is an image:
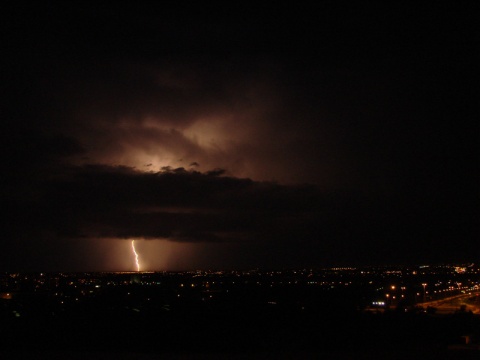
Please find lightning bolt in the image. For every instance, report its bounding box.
[131,240,140,272]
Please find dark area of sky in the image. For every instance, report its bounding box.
[0,2,478,271]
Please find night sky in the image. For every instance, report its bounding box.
[1,3,478,271]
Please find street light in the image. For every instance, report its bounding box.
[422,283,427,303]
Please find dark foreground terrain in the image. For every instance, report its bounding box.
[1,270,479,359]
[1,306,479,359]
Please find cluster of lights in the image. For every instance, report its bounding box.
[372,301,385,306]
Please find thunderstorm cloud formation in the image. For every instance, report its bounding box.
[1,3,477,270]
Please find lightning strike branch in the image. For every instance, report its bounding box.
[131,240,140,272]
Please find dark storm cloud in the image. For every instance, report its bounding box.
[3,162,477,267]
[0,3,477,270]
[4,3,475,187]
[10,165,323,242]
